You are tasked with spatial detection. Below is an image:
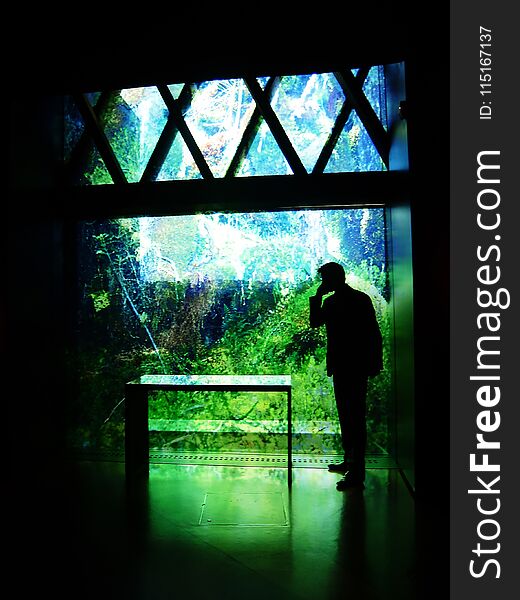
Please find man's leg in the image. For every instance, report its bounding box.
[349,377,367,481]
[333,374,367,483]
[334,381,352,462]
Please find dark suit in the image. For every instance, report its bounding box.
[310,284,382,479]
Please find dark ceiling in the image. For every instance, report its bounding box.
[11,8,429,95]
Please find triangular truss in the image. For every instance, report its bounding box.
[64,67,390,185]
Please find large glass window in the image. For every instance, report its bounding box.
[68,208,391,458]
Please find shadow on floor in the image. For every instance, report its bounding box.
[10,460,417,599]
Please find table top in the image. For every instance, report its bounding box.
[126,374,292,390]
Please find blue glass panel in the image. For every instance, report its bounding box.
[271,73,345,173]
[363,65,388,131]
[237,120,291,176]
[182,79,256,177]
[324,110,386,173]
[64,95,84,162]
[157,133,203,181]
[85,92,101,106]
[257,76,270,89]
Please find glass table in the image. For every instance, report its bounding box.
[125,375,293,484]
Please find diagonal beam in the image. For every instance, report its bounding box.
[312,67,370,174]
[334,69,390,168]
[140,84,195,182]
[65,91,114,184]
[225,76,280,178]
[157,84,214,179]
[73,93,127,184]
[244,76,307,176]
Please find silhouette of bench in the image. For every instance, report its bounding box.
[125,374,293,484]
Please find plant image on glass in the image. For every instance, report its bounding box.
[69,209,391,458]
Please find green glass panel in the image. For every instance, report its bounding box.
[148,386,289,455]
[182,79,256,178]
[237,120,291,176]
[81,145,113,185]
[101,86,168,183]
[324,110,386,173]
[167,83,183,99]
[157,132,203,181]
[271,73,345,173]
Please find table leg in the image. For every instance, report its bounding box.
[288,388,292,487]
[125,385,149,481]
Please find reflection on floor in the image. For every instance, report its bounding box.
[16,461,416,599]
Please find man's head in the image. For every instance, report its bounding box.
[318,262,346,292]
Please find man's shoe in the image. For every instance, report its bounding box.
[336,472,365,491]
[328,459,354,473]
[328,461,349,473]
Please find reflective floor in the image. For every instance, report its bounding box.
[12,460,417,599]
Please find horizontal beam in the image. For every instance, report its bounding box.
[17,171,410,219]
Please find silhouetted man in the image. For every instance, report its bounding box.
[310,262,382,490]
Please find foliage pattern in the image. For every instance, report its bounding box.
[68,209,391,456]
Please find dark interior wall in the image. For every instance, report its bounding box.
[401,8,450,595]
[405,28,451,501]
[386,204,415,487]
[8,94,68,468]
[8,94,72,591]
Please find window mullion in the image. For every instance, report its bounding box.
[65,92,114,184]
[313,67,371,174]
[244,76,307,176]
[334,70,390,168]
[225,76,280,178]
[157,84,214,179]
[73,93,127,184]
[141,84,195,182]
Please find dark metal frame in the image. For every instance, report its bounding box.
[65,68,391,189]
